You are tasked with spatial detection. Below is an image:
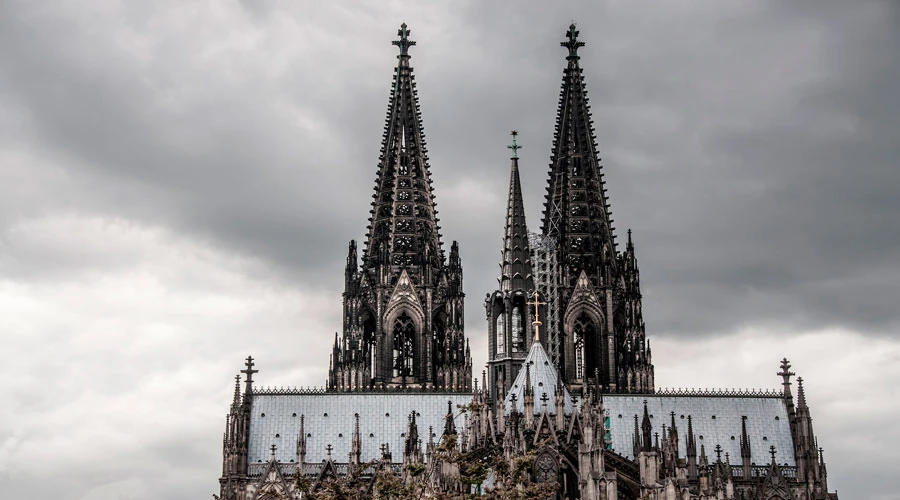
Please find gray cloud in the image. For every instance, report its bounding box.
[0,1,897,498]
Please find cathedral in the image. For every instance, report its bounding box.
[216,24,839,500]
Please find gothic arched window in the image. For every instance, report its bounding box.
[392,313,415,378]
[510,306,524,353]
[495,314,506,355]
[573,313,598,380]
[534,452,558,483]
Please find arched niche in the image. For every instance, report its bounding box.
[570,311,603,381]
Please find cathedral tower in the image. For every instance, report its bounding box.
[485,132,539,406]
[540,25,652,392]
[329,24,471,392]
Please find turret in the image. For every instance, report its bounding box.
[641,400,653,452]
[296,415,306,469]
[740,415,752,479]
[403,411,423,467]
[444,400,457,436]
[345,240,358,291]
[349,413,362,469]
[486,131,536,408]
[686,415,697,480]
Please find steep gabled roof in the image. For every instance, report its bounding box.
[505,342,573,415]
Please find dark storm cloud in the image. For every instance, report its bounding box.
[444,0,900,338]
[1,2,898,499]
[2,1,898,334]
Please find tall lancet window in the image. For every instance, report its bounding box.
[511,307,524,353]
[392,313,415,378]
[574,337,585,380]
[573,314,595,380]
[495,314,506,355]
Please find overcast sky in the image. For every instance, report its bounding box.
[1,1,898,499]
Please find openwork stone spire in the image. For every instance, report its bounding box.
[500,130,534,293]
[541,23,618,288]
[533,24,652,394]
[363,23,444,280]
[332,25,470,393]
[486,132,537,410]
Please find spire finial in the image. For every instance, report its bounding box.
[561,23,585,59]
[508,130,523,159]
[241,356,258,395]
[769,445,777,463]
[527,291,547,343]
[392,22,416,57]
[270,444,277,458]
[778,357,795,395]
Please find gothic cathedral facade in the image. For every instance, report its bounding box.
[216,24,839,500]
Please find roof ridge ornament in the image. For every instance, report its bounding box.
[561,23,585,59]
[527,291,547,343]
[392,22,416,57]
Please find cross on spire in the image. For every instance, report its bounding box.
[392,22,416,57]
[561,23,585,59]
[241,356,258,394]
[714,444,723,462]
[540,392,550,407]
[527,291,547,343]
[777,357,795,392]
[270,444,277,458]
[508,130,523,159]
[769,445,777,462]
[326,444,333,458]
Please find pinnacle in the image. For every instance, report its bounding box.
[498,131,533,293]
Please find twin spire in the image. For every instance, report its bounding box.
[363,22,444,278]
[542,22,617,289]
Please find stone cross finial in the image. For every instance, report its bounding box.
[714,444,723,462]
[241,356,258,394]
[392,22,416,56]
[270,444,277,458]
[527,291,548,343]
[540,392,550,407]
[508,130,523,159]
[777,358,795,394]
[769,445,777,462]
[561,23,585,58]
[326,444,333,458]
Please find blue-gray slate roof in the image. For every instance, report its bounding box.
[248,393,473,465]
[504,342,574,414]
[601,395,796,466]
[248,391,795,468]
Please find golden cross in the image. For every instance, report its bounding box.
[527,291,547,342]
